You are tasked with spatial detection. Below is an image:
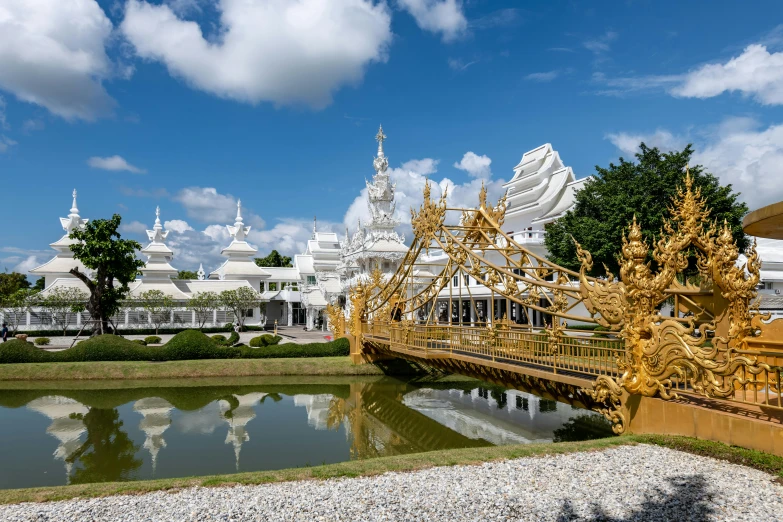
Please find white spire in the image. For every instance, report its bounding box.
[227,199,250,242]
[60,189,88,235]
[197,263,206,280]
[375,124,386,158]
[147,206,168,244]
[313,215,317,235]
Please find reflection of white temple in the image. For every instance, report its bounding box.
[293,394,335,430]
[26,396,88,481]
[219,393,267,470]
[133,397,173,475]
[402,388,588,445]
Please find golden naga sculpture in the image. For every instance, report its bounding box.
[326,303,345,339]
[578,171,770,428]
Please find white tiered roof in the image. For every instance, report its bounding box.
[210,200,270,280]
[140,207,178,280]
[30,189,90,289]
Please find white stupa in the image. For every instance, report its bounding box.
[30,189,90,290]
[209,200,270,288]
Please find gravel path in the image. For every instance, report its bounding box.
[2,445,781,521]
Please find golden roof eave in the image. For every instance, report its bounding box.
[742,200,783,239]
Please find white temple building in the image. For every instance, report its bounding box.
[21,129,783,332]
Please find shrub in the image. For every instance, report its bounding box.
[34,337,51,346]
[0,332,347,364]
[133,339,147,345]
[162,330,240,360]
[211,334,227,343]
[249,334,283,348]
[144,335,163,344]
[240,338,349,359]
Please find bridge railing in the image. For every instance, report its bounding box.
[361,322,624,381]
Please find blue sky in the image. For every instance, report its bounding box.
[2,0,783,274]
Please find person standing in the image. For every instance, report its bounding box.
[1,323,7,342]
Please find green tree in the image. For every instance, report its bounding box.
[0,289,37,334]
[0,272,31,298]
[38,286,87,336]
[66,408,142,484]
[254,250,292,268]
[188,291,220,329]
[69,215,145,335]
[219,287,263,331]
[135,289,175,335]
[544,144,749,277]
[177,270,199,280]
[32,277,46,291]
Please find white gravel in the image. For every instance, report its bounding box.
[2,444,781,521]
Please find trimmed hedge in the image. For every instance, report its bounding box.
[34,337,51,346]
[240,338,349,358]
[249,334,283,348]
[14,325,235,337]
[211,334,227,343]
[0,330,347,364]
[144,336,163,344]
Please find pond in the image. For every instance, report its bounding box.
[0,376,613,489]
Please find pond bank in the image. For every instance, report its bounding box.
[0,356,386,381]
[0,437,781,515]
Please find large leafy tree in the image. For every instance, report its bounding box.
[188,291,220,329]
[544,144,749,277]
[0,272,30,298]
[177,270,198,280]
[69,215,145,335]
[254,250,292,268]
[38,286,87,336]
[0,289,37,334]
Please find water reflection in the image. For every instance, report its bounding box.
[0,378,612,489]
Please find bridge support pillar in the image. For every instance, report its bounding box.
[625,395,783,457]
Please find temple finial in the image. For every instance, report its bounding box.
[375,124,386,157]
[71,189,78,214]
[313,215,317,234]
[155,206,161,227]
[236,199,243,224]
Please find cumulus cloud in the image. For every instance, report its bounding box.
[453,151,491,179]
[605,117,783,209]
[398,0,468,42]
[119,220,149,235]
[343,154,506,237]
[120,0,392,108]
[88,155,147,173]
[525,71,560,82]
[605,130,688,157]
[13,255,42,275]
[594,44,783,106]
[0,0,116,120]
[671,44,783,105]
[174,187,265,228]
[164,219,194,234]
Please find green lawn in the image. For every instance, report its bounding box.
[0,356,385,381]
[0,434,780,505]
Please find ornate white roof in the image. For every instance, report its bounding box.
[140,207,178,280]
[30,189,89,279]
[210,201,270,280]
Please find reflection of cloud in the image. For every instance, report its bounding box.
[174,402,223,435]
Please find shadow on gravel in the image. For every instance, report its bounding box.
[555,475,713,521]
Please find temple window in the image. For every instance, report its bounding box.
[269,282,278,291]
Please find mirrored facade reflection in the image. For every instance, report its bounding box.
[3,378,612,489]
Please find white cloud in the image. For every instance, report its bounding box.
[448,58,477,71]
[343,155,506,237]
[120,220,148,235]
[453,151,491,179]
[398,0,467,42]
[88,155,146,173]
[0,0,116,120]
[605,117,783,209]
[22,119,45,133]
[0,135,16,154]
[0,96,8,130]
[605,129,688,157]
[671,44,783,105]
[174,187,265,228]
[121,0,392,108]
[164,219,194,234]
[583,31,617,54]
[525,70,560,82]
[13,255,42,275]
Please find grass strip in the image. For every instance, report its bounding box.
[2,434,783,505]
[0,356,384,381]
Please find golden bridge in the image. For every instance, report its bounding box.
[328,173,783,455]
